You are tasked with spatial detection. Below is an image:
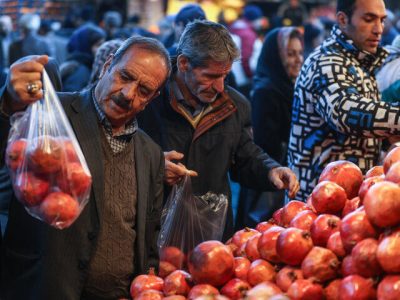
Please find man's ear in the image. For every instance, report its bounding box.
[177,54,190,72]
[337,11,349,31]
[99,54,114,79]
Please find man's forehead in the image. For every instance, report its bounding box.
[354,0,386,17]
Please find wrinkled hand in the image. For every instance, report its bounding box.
[4,55,49,114]
[164,150,198,186]
[268,167,299,199]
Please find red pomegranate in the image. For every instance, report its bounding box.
[255,220,276,233]
[342,197,361,217]
[301,247,339,283]
[383,146,400,174]
[5,138,27,172]
[258,226,284,263]
[163,270,192,296]
[275,266,303,292]
[14,171,50,207]
[39,192,79,228]
[273,208,284,226]
[358,176,384,203]
[280,200,310,227]
[365,165,384,178]
[187,240,234,287]
[245,282,282,299]
[326,231,346,258]
[60,138,79,162]
[340,275,376,300]
[276,227,313,266]
[160,246,186,269]
[351,238,382,277]
[340,209,380,253]
[187,284,219,300]
[27,135,63,174]
[246,259,276,286]
[231,228,260,253]
[135,289,163,300]
[377,229,400,273]
[220,278,250,300]
[377,275,400,300]
[364,181,400,228]
[324,279,342,300]
[233,257,250,281]
[318,160,363,199]
[341,255,357,277]
[158,261,177,278]
[130,268,164,298]
[311,181,347,214]
[244,234,261,261]
[289,210,317,232]
[385,161,400,184]
[286,279,324,300]
[310,214,341,247]
[57,162,92,198]
[306,195,316,213]
[162,296,186,300]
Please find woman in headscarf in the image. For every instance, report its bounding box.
[236,26,304,229]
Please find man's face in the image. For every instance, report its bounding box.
[179,57,232,104]
[340,0,386,54]
[95,46,168,129]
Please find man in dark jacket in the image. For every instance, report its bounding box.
[138,20,299,241]
[0,36,171,299]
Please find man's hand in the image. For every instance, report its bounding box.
[4,55,49,114]
[164,150,198,185]
[268,167,299,199]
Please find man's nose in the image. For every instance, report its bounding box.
[213,77,225,93]
[373,20,384,35]
[122,82,139,101]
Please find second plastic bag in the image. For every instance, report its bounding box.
[157,175,228,272]
[5,70,92,229]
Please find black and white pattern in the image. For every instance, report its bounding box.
[287,26,400,201]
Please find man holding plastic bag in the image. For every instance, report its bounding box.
[138,20,300,242]
[0,36,171,299]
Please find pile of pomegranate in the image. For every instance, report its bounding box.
[130,147,400,300]
[5,135,92,229]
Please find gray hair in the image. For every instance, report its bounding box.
[110,35,172,82]
[19,13,41,32]
[176,19,240,68]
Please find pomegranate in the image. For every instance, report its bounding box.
[158,261,177,278]
[341,255,357,277]
[135,289,163,300]
[244,282,282,299]
[318,160,363,199]
[358,176,384,202]
[326,231,346,258]
[27,135,63,174]
[246,259,276,286]
[233,256,250,281]
[377,229,400,273]
[340,275,376,300]
[342,197,361,217]
[280,200,310,227]
[187,284,219,299]
[14,171,50,207]
[5,138,27,172]
[311,181,347,214]
[273,208,283,226]
[289,210,317,231]
[57,162,92,198]
[340,209,380,253]
[310,214,341,247]
[324,279,341,300]
[364,181,400,228]
[231,228,259,255]
[160,246,186,269]
[130,268,164,298]
[351,238,382,277]
[258,226,284,263]
[187,240,234,287]
[365,165,384,178]
[220,278,250,300]
[39,192,80,228]
[306,195,316,213]
[255,220,276,233]
[383,146,400,173]
[377,275,400,300]
[301,247,339,283]
[275,266,303,292]
[163,296,186,300]
[244,234,261,261]
[60,138,79,162]
[276,227,313,266]
[286,279,324,300]
[163,270,192,296]
[385,161,400,184]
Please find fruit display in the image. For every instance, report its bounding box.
[130,148,400,299]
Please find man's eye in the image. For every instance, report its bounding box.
[139,86,151,97]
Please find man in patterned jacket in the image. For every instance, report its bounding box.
[287,0,399,201]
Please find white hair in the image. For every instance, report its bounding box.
[19,13,41,32]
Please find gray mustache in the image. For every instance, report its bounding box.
[111,94,131,110]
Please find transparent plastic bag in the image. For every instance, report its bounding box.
[157,175,228,270]
[5,70,92,229]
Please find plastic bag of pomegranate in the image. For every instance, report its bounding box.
[5,69,92,229]
[157,175,228,270]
